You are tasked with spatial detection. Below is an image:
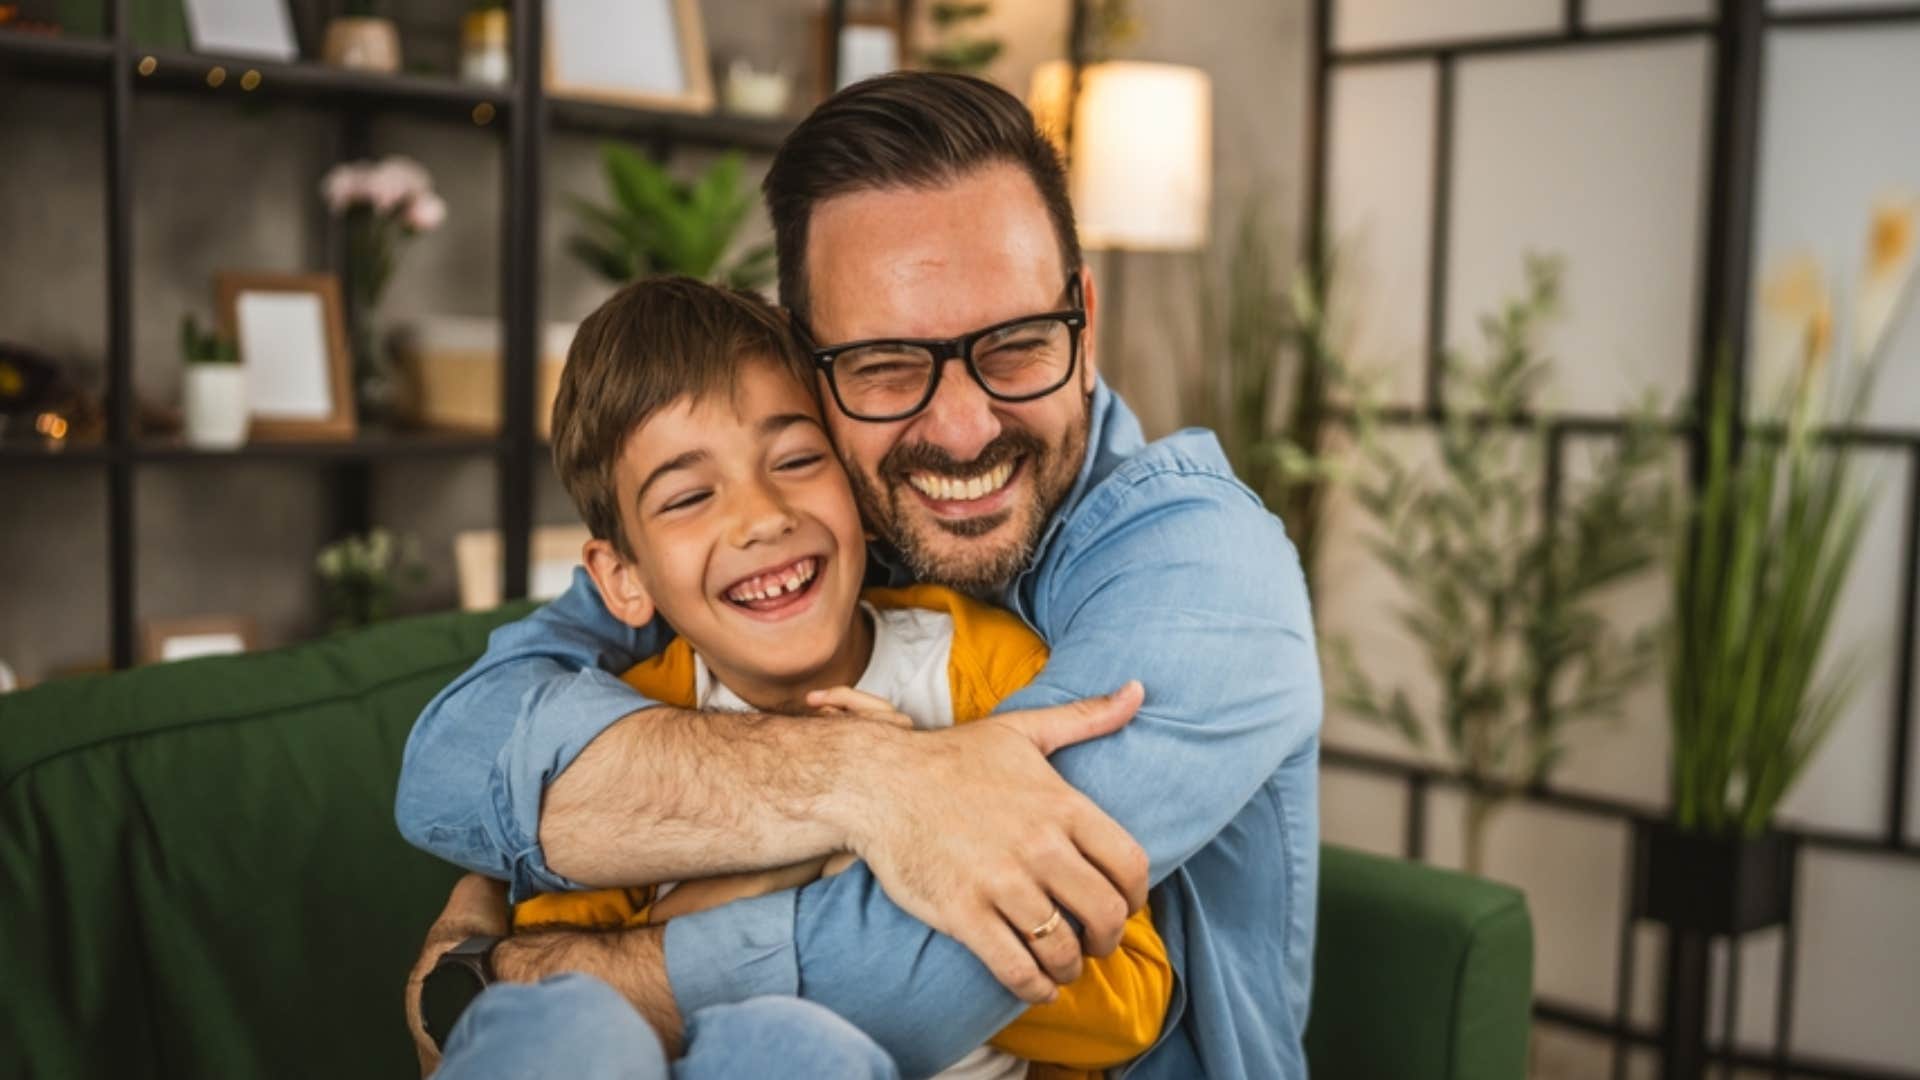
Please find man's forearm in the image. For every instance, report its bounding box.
[492,925,685,1055]
[539,706,897,887]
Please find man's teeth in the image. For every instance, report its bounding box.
[725,558,818,603]
[907,460,1016,502]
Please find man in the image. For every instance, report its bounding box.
[398,72,1321,1078]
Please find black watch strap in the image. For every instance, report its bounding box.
[421,935,500,1051]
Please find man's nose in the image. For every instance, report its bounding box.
[728,479,798,547]
[914,360,1003,464]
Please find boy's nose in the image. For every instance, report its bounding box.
[729,482,798,547]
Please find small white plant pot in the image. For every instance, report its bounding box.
[184,364,249,449]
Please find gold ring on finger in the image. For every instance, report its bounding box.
[1027,907,1064,941]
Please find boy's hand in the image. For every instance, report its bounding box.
[405,873,510,1076]
[807,685,916,728]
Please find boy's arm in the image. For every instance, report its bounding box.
[988,904,1172,1069]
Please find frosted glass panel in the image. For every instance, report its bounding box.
[1749,26,1920,432]
[1447,40,1710,415]
[1333,0,1560,52]
[1548,434,1680,812]
[1320,768,1407,857]
[1786,850,1920,1067]
[1326,62,1436,409]
[1428,790,1629,1013]
[1773,450,1908,834]
[1584,0,1712,27]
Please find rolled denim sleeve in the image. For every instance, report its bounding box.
[396,567,675,900]
[662,445,1321,1072]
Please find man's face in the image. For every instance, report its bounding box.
[804,162,1098,595]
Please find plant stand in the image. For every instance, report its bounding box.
[1630,819,1800,1079]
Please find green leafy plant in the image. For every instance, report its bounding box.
[1667,199,1917,837]
[1331,256,1669,874]
[919,2,1003,74]
[179,315,237,365]
[316,528,426,632]
[568,144,775,290]
[1182,198,1340,582]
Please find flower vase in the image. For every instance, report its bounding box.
[348,301,399,427]
[183,363,249,448]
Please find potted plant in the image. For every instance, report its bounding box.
[180,314,246,449]
[567,144,775,290]
[319,156,447,422]
[459,1,510,86]
[323,0,402,73]
[316,528,426,632]
[1326,256,1670,875]
[1643,198,1916,1073]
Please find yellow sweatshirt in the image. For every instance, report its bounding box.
[511,584,1172,1077]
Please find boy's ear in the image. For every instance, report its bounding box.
[582,538,656,628]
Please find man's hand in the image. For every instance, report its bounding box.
[405,874,510,1076]
[842,682,1149,1004]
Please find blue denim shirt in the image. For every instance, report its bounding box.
[397,382,1322,1079]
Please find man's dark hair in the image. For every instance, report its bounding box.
[762,71,1082,323]
[550,275,810,560]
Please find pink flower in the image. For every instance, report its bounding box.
[404,191,447,232]
[363,156,432,213]
[320,163,367,214]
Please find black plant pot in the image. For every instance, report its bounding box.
[1634,818,1798,935]
[1631,819,1800,1079]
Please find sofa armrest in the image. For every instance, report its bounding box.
[1304,845,1534,1080]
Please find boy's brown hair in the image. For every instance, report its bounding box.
[551,275,811,558]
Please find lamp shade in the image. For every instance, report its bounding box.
[1032,60,1212,252]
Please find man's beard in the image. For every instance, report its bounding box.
[848,413,1089,597]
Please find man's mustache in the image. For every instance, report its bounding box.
[880,430,1047,482]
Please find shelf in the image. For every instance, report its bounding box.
[548,97,793,153]
[0,30,113,83]
[131,48,512,124]
[0,439,112,463]
[133,432,503,463]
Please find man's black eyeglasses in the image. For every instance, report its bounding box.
[799,277,1086,423]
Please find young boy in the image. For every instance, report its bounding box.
[512,276,1169,1079]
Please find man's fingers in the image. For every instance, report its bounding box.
[1034,832,1134,957]
[992,882,1084,987]
[1004,682,1143,756]
[955,912,1059,1005]
[1071,800,1151,916]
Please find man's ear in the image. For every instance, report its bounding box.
[582,538,656,628]
[1078,262,1100,393]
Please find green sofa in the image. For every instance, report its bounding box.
[0,606,1533,1078]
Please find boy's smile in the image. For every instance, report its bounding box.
[585,356,872,711]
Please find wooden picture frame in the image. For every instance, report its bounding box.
[216,271,356,442]
[141,615,257,665]
[545,0,714,113]
[820,11,902,97]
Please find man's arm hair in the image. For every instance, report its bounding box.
[492,925,685,1055]
[540,707,900,886]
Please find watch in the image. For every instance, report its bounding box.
[421,935,500,1051]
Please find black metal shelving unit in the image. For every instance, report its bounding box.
[1303,2,1920,1078]
[0,1,821,669]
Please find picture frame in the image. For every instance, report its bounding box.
[454,525,593,612]
[821,11,901,96]
[181,0,299,62]
[545,0,714,113]
[141,615,257,665]
[216,271,356,442]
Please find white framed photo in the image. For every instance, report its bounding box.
[182,0,299,62]
[217,271,356,442]
[546,0,714,113]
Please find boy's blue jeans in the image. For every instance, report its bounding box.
[437,973,898,1079]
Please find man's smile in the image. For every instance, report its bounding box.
[904,457,1024,518]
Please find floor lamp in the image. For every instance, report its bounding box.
[1033,61,1212,394]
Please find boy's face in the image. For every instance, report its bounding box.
[585,357,870,698]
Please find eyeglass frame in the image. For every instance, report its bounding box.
[796,275,1088,423]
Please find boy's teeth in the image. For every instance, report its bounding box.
[727,558,817,604]
[908,460,1014,503]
